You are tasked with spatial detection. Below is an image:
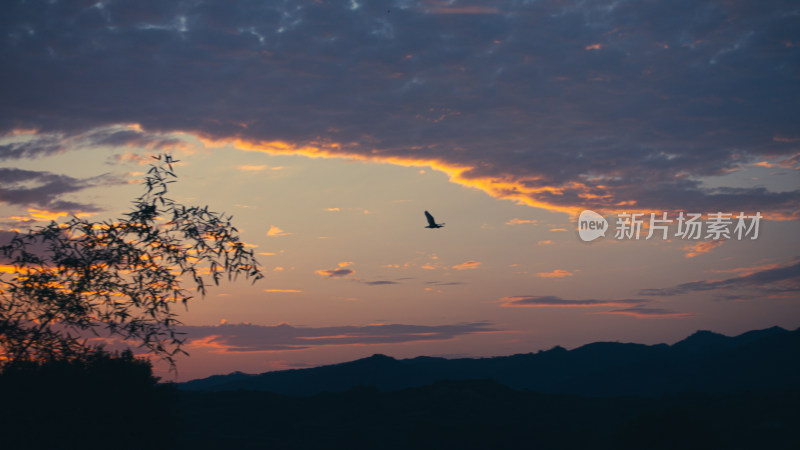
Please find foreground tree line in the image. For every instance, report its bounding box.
[0,155,261,449]
[0,154,262,366]
[0,349,179,450]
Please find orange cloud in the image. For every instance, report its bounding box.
[237,164,267,171]
[199,137,585,216]
[315,268,354,278]
[264,289,302,293]
[197,136,798,221]
[0,264,19,274]
[505,218,537,226]
[536,269,573,278]
[709,262,784,276]
[452,261,481,270]
[266,225,292,237]
[684,240,725,258]
[237,164,283,172]
[537,240,553,246]
[753,153,800,170]
[585,43,605,50]
[115,152,151,165]
[27,208,67,221]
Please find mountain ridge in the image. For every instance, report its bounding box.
[179,326,798,397]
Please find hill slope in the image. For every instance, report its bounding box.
[180,326,799,396]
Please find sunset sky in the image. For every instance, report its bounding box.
[1,0,799,381]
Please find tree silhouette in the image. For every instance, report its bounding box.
[0,348,180,450]
[0,154,262,366]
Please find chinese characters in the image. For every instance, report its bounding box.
[613,212,761,240]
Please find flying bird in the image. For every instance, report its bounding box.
[424,211,445,229]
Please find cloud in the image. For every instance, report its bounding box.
[425,281,464,286]
[315,268,355,278]
[0,126,186,166]
[314,261,401,285]
[313,262,396,285]
[776,154,800,170]
[85,127,185,150]
[0,136,63,160]
[499,295,690,318]
[108,152,151,166]
[640,259,800,296]
[0,167,110,212]
[2,0,798,217]
[500,295,646,308]
[181,321,497,352]
[684,240,726,258]
[264,289,302,293]
[266,225,292,237]
[237,164,267,172]
[0,214,37,229]
[597,307,694,318]
[537,240,553,246]
[536,269,573,278]
[505,218,537,226]
[26,208,67,221]
[452,260,481,270]
[708,262,784,276]
[237,164,282,172]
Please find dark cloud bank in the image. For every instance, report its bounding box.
[1,0,799,214]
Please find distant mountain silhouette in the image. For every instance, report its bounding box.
[180,326,799,397]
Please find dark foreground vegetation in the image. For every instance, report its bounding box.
[2,326,799,450]
[1,352,798,450]
[0,350,179,450]
[179,381,800,450]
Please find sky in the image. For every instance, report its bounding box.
[1,0,799,381]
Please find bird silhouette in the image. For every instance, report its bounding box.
[424,211,445,229]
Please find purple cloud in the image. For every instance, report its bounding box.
[640,260,800,296]
[0,0,797,215]
[500,295,647,307]
[0,167,112,212]
[315,268,355,278]
[181,321,497,352]
[598,307,694,318]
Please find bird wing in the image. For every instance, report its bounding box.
[424,211,436,226]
